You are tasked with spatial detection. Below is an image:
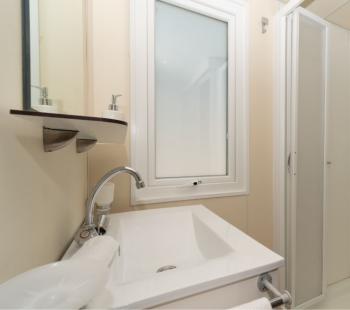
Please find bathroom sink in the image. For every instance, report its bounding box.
[64,205,284,308]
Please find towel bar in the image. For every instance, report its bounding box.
[258,273,292,308]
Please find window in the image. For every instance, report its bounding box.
[131,0,248,204]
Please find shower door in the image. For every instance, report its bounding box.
[286,8,328,308]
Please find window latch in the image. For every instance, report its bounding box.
[193,180,202,186]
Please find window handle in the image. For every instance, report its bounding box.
[174,180,203,189]
[193,180,202,186]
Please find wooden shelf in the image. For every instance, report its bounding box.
[10,109,128,147]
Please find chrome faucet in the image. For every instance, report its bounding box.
[75,166,145,246]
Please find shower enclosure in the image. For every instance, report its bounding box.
[285,7,327,308]
[278,0,350,308]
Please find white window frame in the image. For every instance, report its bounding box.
[131,0,249,205]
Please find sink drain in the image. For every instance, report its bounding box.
[156,265,177,273]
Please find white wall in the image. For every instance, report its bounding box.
[326,23,350,285]
[0,0,87,283]
[88,0,280,248]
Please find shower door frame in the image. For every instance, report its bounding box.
[274,0,328,308]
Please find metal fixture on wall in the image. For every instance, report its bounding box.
[43,127,97,153]
[43,127,78,152]
[258,273,292,308]
[76,139,98,153]
[262,17,269,33]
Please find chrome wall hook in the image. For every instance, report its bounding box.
[262,17,269,34]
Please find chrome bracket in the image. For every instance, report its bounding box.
[258,273,292,308]
[258,273,272,292]
[43,127,78,152]
[76,138,98,154]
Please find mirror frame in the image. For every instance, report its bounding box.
[21,0,32,110]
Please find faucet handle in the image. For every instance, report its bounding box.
[75,225,99,246]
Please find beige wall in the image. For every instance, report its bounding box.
[88,0,279,248]
[0,0,87,283]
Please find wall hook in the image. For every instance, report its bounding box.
[262,17,269,34]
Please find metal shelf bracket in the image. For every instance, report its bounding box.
[43,127,78,152]
[43,127,98,153]
[76,138,98,154]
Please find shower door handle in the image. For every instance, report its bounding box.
[287,152,296,176]
[287,153,292,174]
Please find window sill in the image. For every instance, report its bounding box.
[132,184,249,205]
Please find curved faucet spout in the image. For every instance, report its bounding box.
[85,166,145,226]
[75,166,145,246]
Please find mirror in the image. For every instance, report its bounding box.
[22,0,89,115]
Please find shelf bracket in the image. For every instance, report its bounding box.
[76,138,98,154]
[43,127,78,152]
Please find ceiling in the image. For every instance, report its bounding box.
[302,0,350,30]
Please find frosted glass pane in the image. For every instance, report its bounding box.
[155,0,228,178]
[294,14,325,306]
[326,25,350,285]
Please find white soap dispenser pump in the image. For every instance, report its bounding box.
[103,94,125,121]
[31,86,58,113]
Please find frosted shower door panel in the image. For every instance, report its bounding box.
[292,12,326,306]
[155,0,228,178]
[326,25,350,285]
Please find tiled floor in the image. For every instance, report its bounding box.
[311,278,350,309]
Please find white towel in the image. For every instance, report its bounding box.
[0,259,109,309]
[231,297,272,310]
[71,235,119,267]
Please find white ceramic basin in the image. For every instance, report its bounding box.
[113,206,232,283]
[65,205,284,309]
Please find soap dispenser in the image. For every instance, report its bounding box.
[103,94,125,121]
[31,86,58,113]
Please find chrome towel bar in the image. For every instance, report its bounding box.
[258,274,292,308]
